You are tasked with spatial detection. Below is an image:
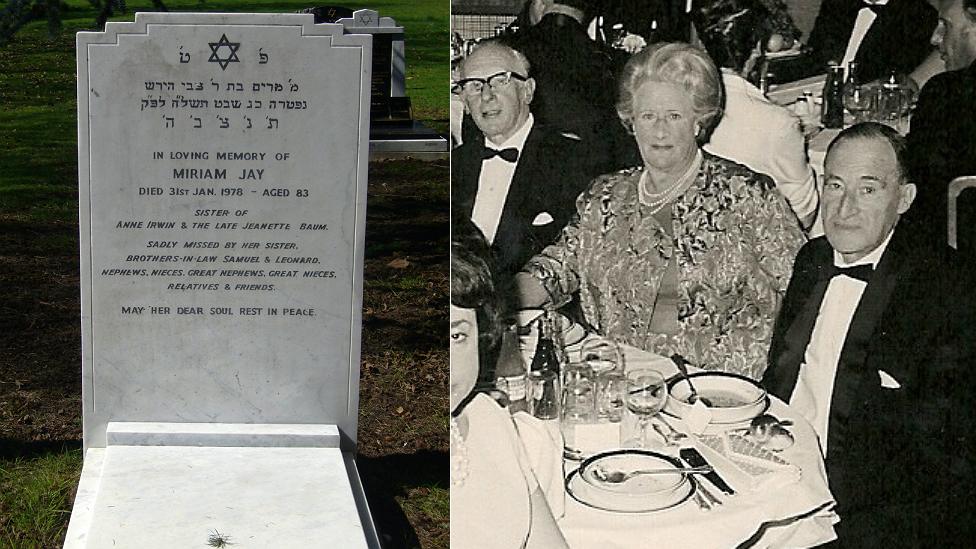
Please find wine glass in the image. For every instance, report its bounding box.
[625,369,668,448]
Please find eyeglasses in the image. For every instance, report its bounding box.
[451,71,528,96]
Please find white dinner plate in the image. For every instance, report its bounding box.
[566,469,694,513]
[579,450,687,494]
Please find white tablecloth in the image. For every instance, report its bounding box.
[555,346,838,549]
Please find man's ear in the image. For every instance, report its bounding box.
[897,182,917,214]
[522,77,536,104]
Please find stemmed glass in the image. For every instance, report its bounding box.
[625,369,668,448]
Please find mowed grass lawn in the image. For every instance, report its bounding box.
[0,1,449,547]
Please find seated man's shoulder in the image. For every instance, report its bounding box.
[919,65,976,102]
[791,235,832,267]
[534,125,587,145]
[530,126,597,163]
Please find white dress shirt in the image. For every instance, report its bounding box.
[789,229,894,455]
[840,1,890,71]
[471,114,534,244]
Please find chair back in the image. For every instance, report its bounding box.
[947,176,976,249]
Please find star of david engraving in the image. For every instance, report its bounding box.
[358,14,373,25]
[208,34,241,70]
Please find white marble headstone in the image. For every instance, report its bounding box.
[76,12,372,450]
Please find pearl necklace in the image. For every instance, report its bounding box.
[450,415,470,487]
[639,151,702,214]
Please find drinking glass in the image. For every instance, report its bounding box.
[560,371,596,460]
[843,83,873,123]
[624,369,668,448]
[580,338,622,375]
[595,371,627,422]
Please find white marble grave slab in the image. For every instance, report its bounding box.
[65,445,368,548]
[105,421,341,447]
[76,13,372,450]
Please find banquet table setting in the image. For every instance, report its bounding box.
[512,312,839,549]
[766,70,916,174]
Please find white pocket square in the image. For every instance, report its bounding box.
[532,212,554,226]
[878,370,902,389]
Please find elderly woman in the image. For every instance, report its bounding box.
[517,42,805,379]
[451,221,567,549]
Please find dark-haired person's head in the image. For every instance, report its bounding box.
[693,0,773,73]
[930,0,976,70]
[822,123,917,263]
[450,219,503,412]
[525,0,591,25]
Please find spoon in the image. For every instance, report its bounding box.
[670,354,711,406]
[592,465,713,483]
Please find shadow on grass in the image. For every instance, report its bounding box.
[0,438,82,460]
[357,450,448,549]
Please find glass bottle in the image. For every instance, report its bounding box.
[528,315,562,419]
[531,314,561,373]
[821,63,845,129]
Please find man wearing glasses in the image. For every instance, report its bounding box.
[452,41,600,278]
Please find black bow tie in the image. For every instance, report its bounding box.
[863,0,887,11]
[483,147,519,163]
[827,264,875,282]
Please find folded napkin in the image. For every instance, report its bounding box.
[513,413,566,518]
[692,431,802,494]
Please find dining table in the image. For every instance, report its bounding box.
[517,331,839,549]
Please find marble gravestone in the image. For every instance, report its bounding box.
[331,8,447,157]
[65,12,378,548]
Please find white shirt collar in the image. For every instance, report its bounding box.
[833,227,896,268]
[485,113,534,151]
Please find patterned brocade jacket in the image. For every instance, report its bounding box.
[524,153,805,380]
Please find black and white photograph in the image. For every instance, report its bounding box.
[450,0,976,546]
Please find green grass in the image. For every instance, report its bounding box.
[0,0,449,224]
[0,450,83,548]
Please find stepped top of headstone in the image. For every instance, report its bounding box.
[337,9,400,30]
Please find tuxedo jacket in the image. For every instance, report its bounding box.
[504,15,638,171]
[906,61,976,251]
[763,230,975,544]
[452,124,602,277]
[806,0,937,83]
